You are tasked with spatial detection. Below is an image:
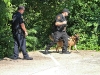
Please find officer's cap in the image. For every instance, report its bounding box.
[62,8,70,13]
[17,6,25,10]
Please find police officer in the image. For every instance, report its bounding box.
[11,6,33,60]
[45,8,70,54]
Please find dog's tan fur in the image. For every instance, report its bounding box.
[49,34,79,52]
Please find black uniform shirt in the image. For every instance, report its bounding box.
[55,14,67,31]
[12,12,24,31]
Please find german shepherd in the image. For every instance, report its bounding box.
[49,34,79,52]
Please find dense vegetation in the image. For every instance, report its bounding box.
[0,0,100,58]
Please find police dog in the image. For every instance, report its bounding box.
[49,34,79,52]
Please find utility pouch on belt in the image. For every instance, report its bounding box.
[18,29,22,34]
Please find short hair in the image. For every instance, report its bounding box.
[17,6,25,10]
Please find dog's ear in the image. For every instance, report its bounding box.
[74,34,80,38]
[71,36,75,39]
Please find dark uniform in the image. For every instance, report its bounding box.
[11,12,29,59]
[45,13,69,54]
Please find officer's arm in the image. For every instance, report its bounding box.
[21,23,27,32]
[19,15,28,36]
[55,21,67,26]
[21,23,28,36]
[55,15,67,26]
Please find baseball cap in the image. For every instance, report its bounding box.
[62,8,70,13]
[17,6,25,10]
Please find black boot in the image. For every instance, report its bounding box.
[62,51,71,54]
[45,41,55,54]
[24,57,33,60]
[10,56,21,60]
[45,47,50,54]
[45,49,49,54]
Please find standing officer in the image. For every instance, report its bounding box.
[11,6,33,60]
[45,8,70,54]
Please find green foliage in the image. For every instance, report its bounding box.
[0,0,100,59]
[0,0,13,58]
[26,28,38,51]
[67,0,100,50]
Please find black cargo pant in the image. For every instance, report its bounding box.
[46,31,68,53]
[13,32,29,58]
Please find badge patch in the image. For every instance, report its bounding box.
[21,16,25,21]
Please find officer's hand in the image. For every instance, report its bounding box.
[63,21,67,24]
[25,31,28,36]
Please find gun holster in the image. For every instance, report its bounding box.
[18,29,22,34]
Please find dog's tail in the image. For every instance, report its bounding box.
[49,35,54,41]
